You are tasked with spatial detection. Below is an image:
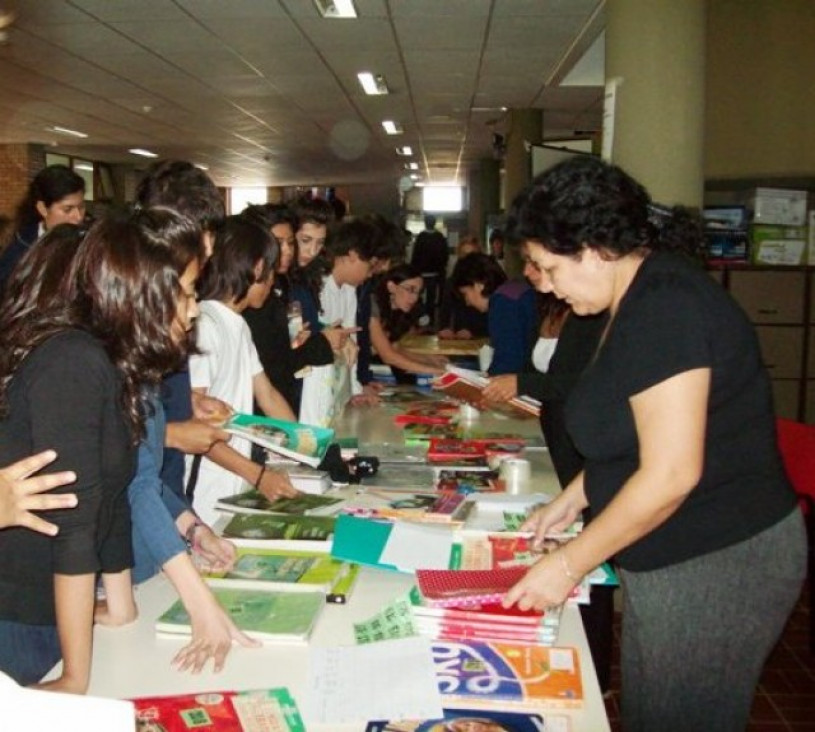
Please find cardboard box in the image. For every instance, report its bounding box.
[750,187,808,227]
[750,224,808,266]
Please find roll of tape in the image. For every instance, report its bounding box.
[499,458,531,494]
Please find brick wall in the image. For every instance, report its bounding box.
[0,143,46,249]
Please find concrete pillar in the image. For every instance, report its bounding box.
[605,0,706,208]
[503,109,543,210]
[468,157,501,245]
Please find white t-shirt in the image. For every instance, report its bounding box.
[299,275,362,427]
[532,336,559,374]
[185,300,263,524]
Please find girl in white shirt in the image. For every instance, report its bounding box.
[187,217,298,524]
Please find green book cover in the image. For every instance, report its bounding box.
[204,546,348,592]
[225,413,334,467]
[217,489,343,516]
[156,588,324,642]
[221,513,335,541]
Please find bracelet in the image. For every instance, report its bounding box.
[185,520,204,552]
[558,550,581,582]
[253,464,266,489]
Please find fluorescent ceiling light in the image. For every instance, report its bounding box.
[315,0,357,18]
[74,163,94,171]
[405,162,419,170]
[395,146,412,156]
[410,173,421,180]
[194,163,209,171]
[357,72,388,96]
[382,120,403,135]
[129,148,158,158]
[50,125,88,138]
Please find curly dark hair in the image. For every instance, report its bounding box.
[0,208,204,440]
[374,263,423,341]
[508,156,704,259]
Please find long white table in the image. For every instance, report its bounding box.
[50,397,610,731]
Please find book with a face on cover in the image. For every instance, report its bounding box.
[224,413,334,467]
[156,587,324,643]
[216,489,344,516]
[132,687,307,732]
[364,708,570,732]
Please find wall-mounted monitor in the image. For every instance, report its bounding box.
[531,141,596,177]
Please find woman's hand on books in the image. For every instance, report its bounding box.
[0,450,77,535]
[502,551,576,612]
[257,468,300,501]
[520,493,583,551]
[482,374,518,403]
[193,528,237,572]
[173,600,260,673]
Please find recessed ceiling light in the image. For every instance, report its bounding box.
[382,120,403,135]
[395,146,412,156]
[129,148,158,158]
[357,72,389,96]
[49,125,88,138]
[315,0,357,18]
[405,162,419,170]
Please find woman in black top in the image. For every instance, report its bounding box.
[504,157,806,731]
[0,212,200,692]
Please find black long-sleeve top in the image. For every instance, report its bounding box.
[0,330,136,625]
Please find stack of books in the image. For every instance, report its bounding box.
[410,569,562,646]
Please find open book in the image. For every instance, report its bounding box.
[433,365,541,417]
[225,413,334,467]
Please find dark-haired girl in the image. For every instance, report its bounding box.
[369,264,448,377]
[0,165,86,292]
[503,156,806,731]
[449,252,537,375]
[0,211,205,692]
[186,216,299,525]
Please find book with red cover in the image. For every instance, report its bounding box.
[433,367,541,417]
[132,687,306,731]
[415,566,528,608]
[427,439,487,462]
[432,641,583,710]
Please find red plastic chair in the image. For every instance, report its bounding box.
[775,417,815,653]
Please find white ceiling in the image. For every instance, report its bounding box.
[0,0,605,198]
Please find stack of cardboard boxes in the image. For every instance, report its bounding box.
[747,187,809,266]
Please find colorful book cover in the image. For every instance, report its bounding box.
[432,641,583,709]
[156,587,324,643]
[221,513,335,542]
[216,489,343,516]
[436,469,503,494]
[416,567,529,608]
[364,708,568,732]
[403,422,462,444]
[203,546,349,593]
[225,413,334,467]
[132,687,306,732]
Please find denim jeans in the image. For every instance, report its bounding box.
[0,619,61,685]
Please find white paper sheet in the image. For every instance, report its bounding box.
[379,521,454,571]
[304,636,444,724]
